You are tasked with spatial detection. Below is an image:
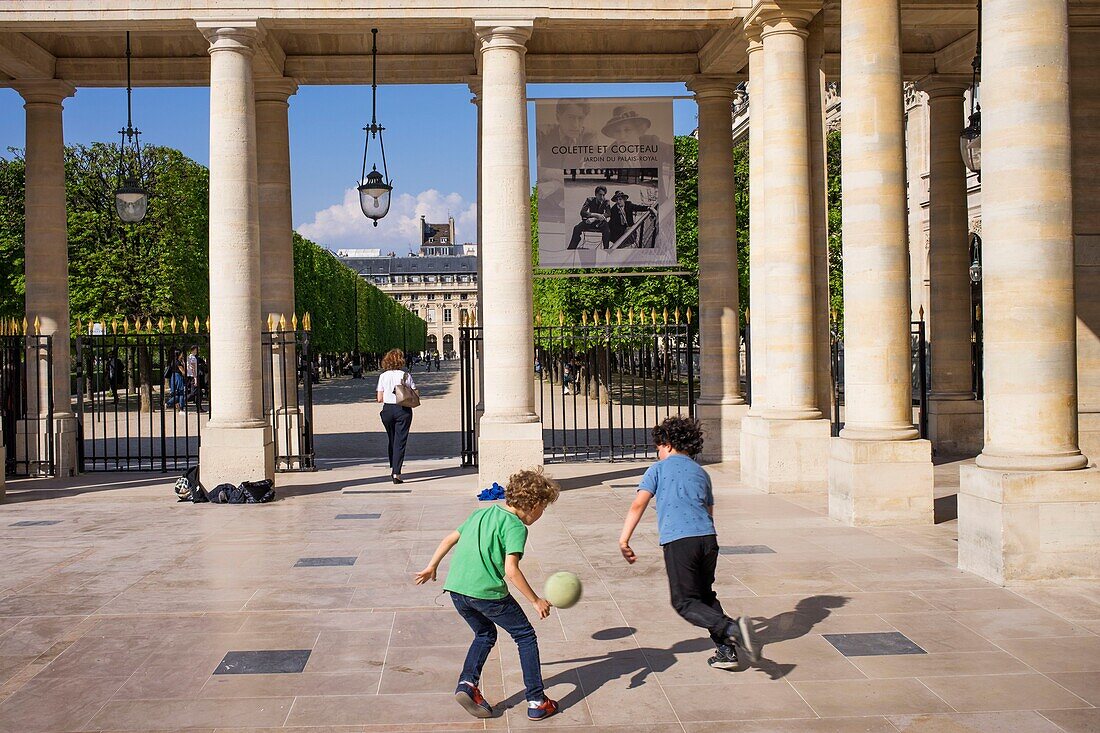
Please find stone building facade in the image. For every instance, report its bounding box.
[338,217,478,358]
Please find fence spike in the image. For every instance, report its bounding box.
[170,316,177,333]
[744,307,750,324]
[157,317,165,332]
[918,304,925,320]
[266,314,275,332]
[558,312,565,327]
[582,311,588,326]
[191,316,199,333]
[110,318,118,335]
[21,316,28,335]
[205,315,211,332]
[292,313,299,331]
[674,307,681,325]
[594,310,600,326]
[279,314,288,332]
[649,307,656,325]
[535,312,542,326]
[686,307,693,324]
[76,318,83,334]
[628,307,634,325]
[616,308,622,325]
[663,307,669,325]
[124,318,132,334]
[88,320,95,335]
[303,312,312,331]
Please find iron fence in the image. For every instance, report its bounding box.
[459,326,482,467]
[829,320,929,438]
[1,334,55,477]
[262,329,315,472]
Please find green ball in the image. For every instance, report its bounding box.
[544,571,583,609]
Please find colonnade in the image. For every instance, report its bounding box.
[9,0,1098,582]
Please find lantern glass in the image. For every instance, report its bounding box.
[969,261,982,284]
[115,184,148,223]
[358,184,391,224]
[960,110,981,174]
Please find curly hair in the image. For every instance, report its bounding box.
[381,348,405,371]
[505,467,561,511]
[652,415,705,457]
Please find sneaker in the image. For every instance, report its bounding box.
[527,697,559,721]
[707,643,741,671]
[738,616,759,664]
[454,681,493,718]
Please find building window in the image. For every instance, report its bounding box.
[460,293,469,300]
[444,308,453,323]
[410,294,418,301]
[426,309,435,323]
[427,293,435,300]
[440,237,448,244]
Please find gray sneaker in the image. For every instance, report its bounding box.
[738,616,759,664]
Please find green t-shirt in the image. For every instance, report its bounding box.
[443,504,529,600]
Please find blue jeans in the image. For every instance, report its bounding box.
[450,592,544,702]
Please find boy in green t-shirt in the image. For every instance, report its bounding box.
[414,468,561,721]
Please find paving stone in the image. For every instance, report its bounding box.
[293,557,357,567]
[720,545,777,555]
[334,513,381,519]
[10,520,61,527]
[213,650,312,675]
[823,632,926,657]
[343,489,411,494]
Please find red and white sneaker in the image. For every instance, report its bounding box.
[454,681,493,718]
[528,697,559,721]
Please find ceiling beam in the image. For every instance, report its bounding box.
[821,52,936,79]
[0,32,55,79]
[526,53,698,82]
[933,29,976,74]
[253,28,287,79]
[697,24,748,75]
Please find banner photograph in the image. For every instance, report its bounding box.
[535,98,677,269]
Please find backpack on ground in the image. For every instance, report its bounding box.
[174,465,206,502]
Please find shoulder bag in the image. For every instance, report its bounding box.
[394,371,421,408]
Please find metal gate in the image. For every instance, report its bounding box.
[1,332,55,477]
[76,330,209,472]
[76,328,314,472]
[459,311,698,465]
[830,320,929,437]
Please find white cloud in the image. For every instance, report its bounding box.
[296,188,477,253]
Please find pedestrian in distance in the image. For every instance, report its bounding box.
[414,468,562,722]
[376,348,417,484]
[618,415,759,671]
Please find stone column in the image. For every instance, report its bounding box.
[745,28,767,415]
[959,0,1099,583]
[920,77,983,456]
[469,77,486,437]
[688,75,749,463]
[198,22,274,485]
[828,0,933,525]
[255,77,302,465]
[474,22,543,485]
[740,5,832,494]
[16,80,79,477]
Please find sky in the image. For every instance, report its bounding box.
[0,82,697,254]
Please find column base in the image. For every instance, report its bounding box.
[697,401,750,464]
[739,415,831,493]
[829,437,934,526]
[478,419,543,489]
[16,415,78,477]
[958,465,1100,584]
[199,424,275,488]
[928,398,984,456]
[1078,410,1100,466]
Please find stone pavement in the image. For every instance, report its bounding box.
[0,368,1097,732]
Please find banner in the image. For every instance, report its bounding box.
[535,98,677,268]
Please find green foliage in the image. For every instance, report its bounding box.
[532,136,712,324]
[0,143,425,353]
[292,233,426,354]
[826,129,844,330]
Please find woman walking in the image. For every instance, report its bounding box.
[376,348,418,483]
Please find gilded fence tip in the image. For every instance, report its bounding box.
[157,317,165,332]
[593,310,600,326]
[123,318,131,334]
[292,314,299,331]
[628,307,634,325]
[76,318,83,334]
[170,316,177,333]
[651,308,657,325]
[558,312,564,327]
[266,314,275,332]
[279,314,288,332]
[205,316,211,332]
[111,318,118,335]
[582,311,588,326]
[687,307,693,324]
[303,312,312,331]
[674,307,681,325]
[604,308,611,324]
[616,308,622,325]
[663,307,669,325]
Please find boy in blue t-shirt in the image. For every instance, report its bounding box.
[618,415,759,670]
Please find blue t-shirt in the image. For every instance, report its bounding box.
[638,454,716,545]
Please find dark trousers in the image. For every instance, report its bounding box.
[380,403,412,474]
[451,592,544,702]
[662,534,737,646]
[568,220,610,249]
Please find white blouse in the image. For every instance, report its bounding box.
[376,369,416,405]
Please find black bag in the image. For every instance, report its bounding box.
[240,479,276,503]
[206,482,235,504]
[174,465,205,502]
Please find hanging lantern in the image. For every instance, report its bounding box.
[960,0,982,177]
[115,31,148,223]
[357,28,393,225]
[968,232,983,284]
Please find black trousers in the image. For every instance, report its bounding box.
[380,403,413,474]
[568,220,610,249]
[662,534,736,645]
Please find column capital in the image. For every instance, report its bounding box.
[745,24,764,49]
[915,74,971,99]
[254,77,298,103]
[746,1,819,36]
[686,75,744,100]
[13,79,75,106]
[474,21,534,54]
[197,21,260,55]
